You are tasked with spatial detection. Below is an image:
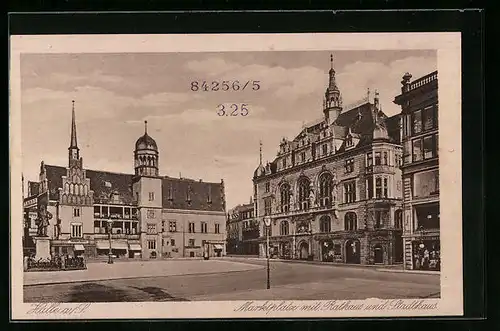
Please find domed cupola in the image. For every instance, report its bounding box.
[134,121,159,177]
[253,140,266,178]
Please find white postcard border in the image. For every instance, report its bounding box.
[10,32,462,319]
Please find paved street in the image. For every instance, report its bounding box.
[24,258,440,302]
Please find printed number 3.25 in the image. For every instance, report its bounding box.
[217,104,249,116]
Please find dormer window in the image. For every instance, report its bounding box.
[345,135,353,148]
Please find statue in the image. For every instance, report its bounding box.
[309,189,317,207]
[289,193,295,211]
[35,204,52,237]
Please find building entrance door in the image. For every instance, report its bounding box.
[345,239,360,264]
[374,244,384,264]
[299,242,309,260]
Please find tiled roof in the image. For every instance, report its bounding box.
[162,177,225,212]
[44,165,225,211]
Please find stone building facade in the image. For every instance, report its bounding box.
[253,57,404,265]
[23,102,226,259]
[226,201,259,255]
[394,71,440,271]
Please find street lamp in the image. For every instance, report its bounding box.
[264,215,271,289]
[107,218,114,264]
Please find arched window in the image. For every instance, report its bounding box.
[280,183,291,212]
[83,185,87,195]
[319,172,333,207]
[320,215,331,232]
[65,182,70,193]
[70,183,75,195]
[298,177,310,211]
[280,221,289,236]
[344,212,357,231]
[395,209,403,229]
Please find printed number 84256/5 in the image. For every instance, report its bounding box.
[217,104,249,117]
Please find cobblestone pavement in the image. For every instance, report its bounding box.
[24,258,440,302]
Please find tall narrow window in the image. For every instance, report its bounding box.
[188,222,195,233]
[215,223,220,234]
[345,158,354,173]
[344,212,357,231]
[280,183,291,212]
[413,109,422,134]
[375,177,382,198]
[366,152,373,167]
[375,152,381,165]
[320,216,331,232]
[148,192,155,201]
[322,144,328,155]
[383,152,388,165]
[71,223,83,238]
[383,178,388,197]
[201,222,208,233]
[280,221,289,235]
[344,181,356,203]
[264,198,272,216]
[319,173,333,207]
[298,177,311,210]
[412,139,423,162]
[73,208,80,217]
[265,182,270,193]
[367,177,373,199]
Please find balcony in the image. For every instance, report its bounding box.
[271,203,336,218]
[93,233,140,240]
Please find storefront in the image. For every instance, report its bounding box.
[412,238,440,271]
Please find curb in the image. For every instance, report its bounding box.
[375,268,440,275]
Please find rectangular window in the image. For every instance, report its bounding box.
[188,239,195,247]
[148,192,155,201]
[147,223,156,234]
[322,144,328,155]
[265,182,270,193]
[147,209,155,219]
[345,158,354,173]
[147,240,156,250]
[162,238,165,247]
[161,220,165,232]
[423,105,436,131]
[201,222,208,233]
[375,152,381,165]
[366,152,373,167]
[344,182,356,203]
[188,222,195,233]
[383,178,388,197]
[73,208,80,217]
[367,177,373,199]
[171,239,176,246]
[413,170,440,198]
[413,109,422,134]
[283,158,287,168]
[264,199,272,216]
[71,223,82,238]
[169,221,177,232]
[215,223,220,234]
[412,139,423,162]
[375,177,382,198]
[301,152,306,162]
[383,152,388,165]
[423,135,436,159]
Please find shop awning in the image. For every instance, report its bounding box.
[112,241,128,250]
[213,244,224,250]
[74,244,85,251]
[96,241,109,250]
[129,243,141,251]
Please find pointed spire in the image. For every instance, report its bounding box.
[330,54,333,70]
[144,120,148,135]
[69,100,78,149]
[367,88,371,101]
[259,140,263,165]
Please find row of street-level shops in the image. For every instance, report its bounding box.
[44,237,226,260]
[256,229,404,265]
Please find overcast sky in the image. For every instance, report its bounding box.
[21,50,436,209]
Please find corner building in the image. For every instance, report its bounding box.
[23,102,226,259]
[253,58,404,265]
[394,71,440,271]
[226,201,259,255]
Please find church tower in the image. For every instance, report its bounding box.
[323,55,343,124]
[134,121,159,177]
[59,100,94,241]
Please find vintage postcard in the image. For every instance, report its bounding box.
[10,32,462,319]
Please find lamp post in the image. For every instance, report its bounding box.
[107,218,114,264]
[264,216,271,289]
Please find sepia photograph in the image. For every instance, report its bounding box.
[10,33,462,319]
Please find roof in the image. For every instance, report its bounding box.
[44,164,225,211]
[135,133,158,151]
